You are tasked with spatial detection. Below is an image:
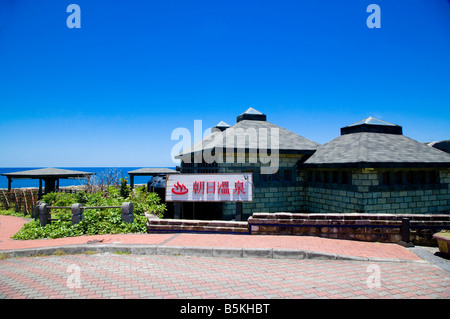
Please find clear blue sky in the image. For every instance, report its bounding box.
[0,0,449,167]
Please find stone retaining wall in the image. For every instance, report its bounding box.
[248,212,450,245]
[147,217,250,234]
[147,212,450,246]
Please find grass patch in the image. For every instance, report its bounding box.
[0,208,29,218]
[113,251,131,255]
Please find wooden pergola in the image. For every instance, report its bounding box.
[127,168,179,189]
[1,168,95,199]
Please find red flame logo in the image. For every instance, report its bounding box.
[172,181,188,195]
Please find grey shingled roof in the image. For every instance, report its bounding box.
[302,131,450,169]
[127,168,179,175]
[176,109,319,159]
[215,121,230,128]
[1,168,95,179]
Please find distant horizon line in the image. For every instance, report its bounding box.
[0,165,176,168]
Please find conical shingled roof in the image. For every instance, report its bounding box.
[237,107,267,122]
[241,107,263,115]
[348,116,397,127]
[302,117,450,168]
[176,108,319,159]
[213,121,231,132]
[215,121,230,128]
[341,116,403,135]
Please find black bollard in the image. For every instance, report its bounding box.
[401,218,410,244]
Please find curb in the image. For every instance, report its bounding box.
[0,244,425,263]
[407,246,450,272]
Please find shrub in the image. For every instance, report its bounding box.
[120,178,131,198]
[11,188,166,240]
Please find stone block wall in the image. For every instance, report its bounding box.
[305,186,362,214]
[222,185,304,220]
[303,169,376,214]
[363,188,449,214]
[181,153,449,219]
[304,169,450,215]
[219,154,305,220]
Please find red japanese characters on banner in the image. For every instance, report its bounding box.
[189,181,246,195]
[166,174,253,202]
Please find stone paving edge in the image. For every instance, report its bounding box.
[0,243,427,263]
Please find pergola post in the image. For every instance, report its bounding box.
[7,177,12,191]
[38,179,43,199]
[44,178,56,194]
[130,174,135,190]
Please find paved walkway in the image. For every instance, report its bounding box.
[1,215,449,300]
[1,253,449,300]
[0,215,422,261]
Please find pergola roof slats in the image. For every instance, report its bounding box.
[2,168,95,179]
[127,168,179,176]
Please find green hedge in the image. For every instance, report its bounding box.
[9,186,166,240]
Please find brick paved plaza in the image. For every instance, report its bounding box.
[0,253,448,300]
[1,214,449,307]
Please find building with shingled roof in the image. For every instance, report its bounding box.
[300,117,450,214]
[176,107,320,219]
[175,110,449,220]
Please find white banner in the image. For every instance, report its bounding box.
[166,173,253,202]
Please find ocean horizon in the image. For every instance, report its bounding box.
[0,167,176,190]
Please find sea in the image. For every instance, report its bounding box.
[0,167,175,190]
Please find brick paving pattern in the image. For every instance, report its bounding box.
[0,253,449,299]
[1,215,449,300]
[0,216,421,261]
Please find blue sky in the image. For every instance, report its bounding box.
[0,0,449,167]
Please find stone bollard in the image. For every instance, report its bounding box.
[33,201,41,220]
[121,202,134,223]
[38,202,49,227]
[71,203,84,225]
